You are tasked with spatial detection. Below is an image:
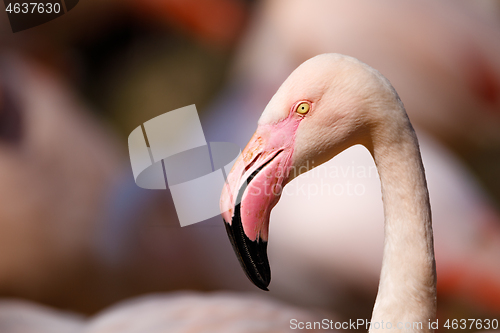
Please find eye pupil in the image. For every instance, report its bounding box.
[296,102,310,114]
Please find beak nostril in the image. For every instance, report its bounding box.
[243,152,262,174]
[245,150,283,186]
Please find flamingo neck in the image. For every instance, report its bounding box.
[368,118,436,332]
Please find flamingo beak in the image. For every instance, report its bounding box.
[220,122,298,290]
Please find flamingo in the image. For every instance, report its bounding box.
[221,54,437,330]
[0,293,328,333]
[203,0,500,316]
[0,299,84,333]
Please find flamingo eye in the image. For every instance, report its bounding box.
[296,102,310,114]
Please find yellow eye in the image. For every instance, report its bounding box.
[296,102,310,114]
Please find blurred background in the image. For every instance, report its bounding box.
[0,0,499,331]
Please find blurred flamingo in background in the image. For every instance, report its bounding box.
[0,52,252,313]
[0,292,328,333]
[0,53,125,311]
[0,299,84,333]
[0,0,257,314]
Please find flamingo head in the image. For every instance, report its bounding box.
[220,54,402,290]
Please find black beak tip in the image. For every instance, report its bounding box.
[223,217,271,291]
[246,258,271,291]
[255,282,270,292]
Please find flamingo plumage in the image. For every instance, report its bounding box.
[0,293,328,333]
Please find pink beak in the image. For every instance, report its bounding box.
[220,115,301,290]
